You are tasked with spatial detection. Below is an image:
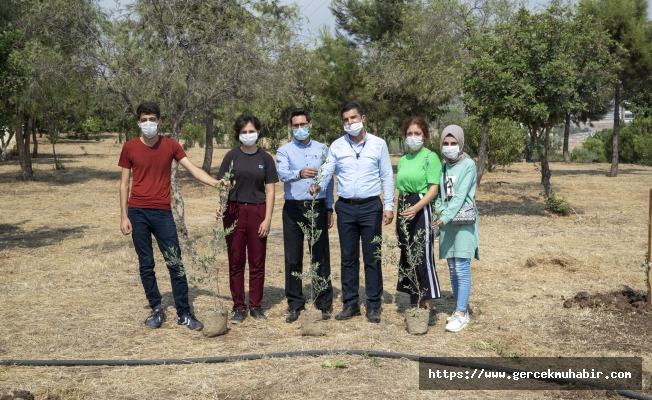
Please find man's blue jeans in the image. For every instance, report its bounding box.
[128,207,190,317]
[447,258,471,314]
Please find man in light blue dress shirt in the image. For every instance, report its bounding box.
[311,102,395,323]
[276,108,335,323]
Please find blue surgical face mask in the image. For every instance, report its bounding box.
[293,127,310,141]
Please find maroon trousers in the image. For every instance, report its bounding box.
[223,202,267,310]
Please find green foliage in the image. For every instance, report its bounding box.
[471,340,520,358]
[182,122,206,150]
[570,146,600,163]
[321,360,348,369]
[463,117,527,171]
[362,344,382,368]
[579,137,608,162]
[598,117,652,165]
[541,191,573,216]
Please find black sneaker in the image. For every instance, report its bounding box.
[250,307,267,320]
[145,308,166,328]
[230,309,247,324]
[177,313,204,331]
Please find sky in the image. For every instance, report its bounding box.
[98,0,652,41]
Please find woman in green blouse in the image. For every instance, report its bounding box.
[395,116,442,325]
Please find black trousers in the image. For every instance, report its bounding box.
[282,200,333,310]
[335,197,383,309]
[128,207,190,317]
[396,193,441,305]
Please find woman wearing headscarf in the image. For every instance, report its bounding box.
[395,116,442,326]
[431,125,479,333]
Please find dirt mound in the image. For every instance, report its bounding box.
[0,391,35,400]
[525,254,580,271]
[563,290,652,314]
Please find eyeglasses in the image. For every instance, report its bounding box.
[291,122,310,129]
[139,117,158,123]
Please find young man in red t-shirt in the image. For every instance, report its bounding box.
[118,102,219,331]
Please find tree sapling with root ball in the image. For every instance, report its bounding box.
[292,150,337,335]
[181,161,236,336]
[373,204,431,334]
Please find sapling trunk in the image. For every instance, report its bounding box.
[292,149,336,307]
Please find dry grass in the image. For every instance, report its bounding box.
[1,134,651,399]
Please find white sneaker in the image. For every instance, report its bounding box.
[446,311,456,323]
[445,312,469,332]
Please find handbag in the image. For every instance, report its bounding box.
[443,163,477,225]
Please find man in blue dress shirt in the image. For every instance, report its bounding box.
[276,108,335,323]
[311,102,394,323]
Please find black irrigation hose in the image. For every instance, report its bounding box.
[2,350,650,400]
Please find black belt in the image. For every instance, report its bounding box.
[338,196,378,205]
[285,199,325,207]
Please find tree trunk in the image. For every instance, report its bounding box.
[202,107,214,174]
[1,130,14,161]
[609,82,621,177]
[525,126,536,162]
[49,122,59,169]
[398,137,405,154]
[169,120,188,239]
[25,117,32,159]
[476,119,490,186]
[372,101,378,135]
[15,110,34,181]
[31,123,38,158]
[563,113,570,163]
[537,126,552,197]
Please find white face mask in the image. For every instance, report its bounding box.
[442,145,460,160]
[140,121,158,138]
[343,122,364,137]
[239,132,258,147]
[406,136,424,151]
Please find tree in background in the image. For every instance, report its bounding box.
[579,0,652,177]
[463,6,618,197]
[463,117,526,172]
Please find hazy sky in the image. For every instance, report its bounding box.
[98,0,652,40]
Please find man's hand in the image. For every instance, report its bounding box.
[400,206,418,221]
[309,184,321,195]
[216,178,229,188]
[382,210,394,225]
[327,210,334,229]
[300,167,318,179]
[431,219,444,228]
[215,207,224,220]
[120,216,133,235]
[258,218,271,238]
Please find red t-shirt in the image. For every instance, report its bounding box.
[118,137,187,210]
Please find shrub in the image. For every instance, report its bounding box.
[463,117,526,171]
[570,147,599,163]
[579,137,607,162]
[542,192,572,216]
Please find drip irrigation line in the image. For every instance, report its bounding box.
[2,350,650,400]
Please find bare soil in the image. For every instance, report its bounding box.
[1,133,651,399]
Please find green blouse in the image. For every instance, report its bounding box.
[395,148,442,195]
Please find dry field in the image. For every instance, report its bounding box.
[1,133,651,399]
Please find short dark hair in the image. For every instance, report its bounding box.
[341,102,363,119]
[288,108,311,126]
[136,102,160,120]
[233,113,262,140]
